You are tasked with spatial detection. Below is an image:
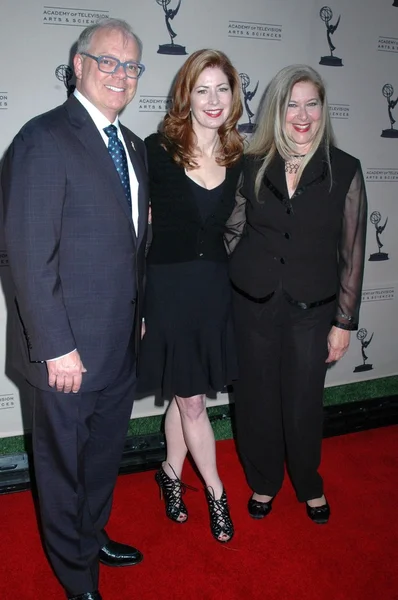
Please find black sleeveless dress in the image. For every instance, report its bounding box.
[138,177,237,402]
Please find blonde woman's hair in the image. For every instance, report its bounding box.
[248,65,335,197]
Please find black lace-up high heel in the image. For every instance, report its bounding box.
[155,464,196,523]
[205,487,234,543]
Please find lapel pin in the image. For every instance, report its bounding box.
[131,140,135,151]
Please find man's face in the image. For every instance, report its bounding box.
[74,28,140,121]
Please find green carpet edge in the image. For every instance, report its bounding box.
[1,375,397,455]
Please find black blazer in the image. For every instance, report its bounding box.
[145,132,243,264]
[227,146,367,329]
[1,95,149,391]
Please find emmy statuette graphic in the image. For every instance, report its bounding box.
[381,83,398,138]
[55,65,75,97]
[353,328,374,373]
[319,6,343,66]
[369,211,389,261]
[156,0,187,55]
[238,73,259,133]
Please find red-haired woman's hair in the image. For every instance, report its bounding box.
[162,49,244,168]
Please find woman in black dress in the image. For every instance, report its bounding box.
[139,49,243,542]
[226,65,367,524]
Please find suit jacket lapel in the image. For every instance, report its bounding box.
[65,96,136,231]
[263,148,329,207]
[121,125,148,247]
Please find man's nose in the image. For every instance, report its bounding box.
[112,64,127,79]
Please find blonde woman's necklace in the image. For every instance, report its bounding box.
[285,154,305,175]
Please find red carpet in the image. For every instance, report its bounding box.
[0,426,397,600]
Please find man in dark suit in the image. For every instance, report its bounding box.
[1,18,148,600]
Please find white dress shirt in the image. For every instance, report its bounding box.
[74,89,139,233]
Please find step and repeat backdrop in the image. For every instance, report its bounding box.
[0,0,397,436]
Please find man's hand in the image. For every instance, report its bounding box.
[326,326,351,364]
[46,350,87,393]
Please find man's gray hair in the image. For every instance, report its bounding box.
[76,18,143,60]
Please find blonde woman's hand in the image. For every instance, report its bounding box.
[326,326,350,363]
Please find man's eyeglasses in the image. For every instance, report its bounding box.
[81,52,145,80]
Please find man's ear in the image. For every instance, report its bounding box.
[73,54,83,81]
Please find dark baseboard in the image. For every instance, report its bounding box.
[1,396,397,495]
[323,395,398,437]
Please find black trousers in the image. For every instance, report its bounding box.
[31,354,136,596]
[232,286,335,502]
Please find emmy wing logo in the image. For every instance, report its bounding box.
[156,0,187,55]
[319,6,343,66]
[353,328,374,373]
[369,211,389,261]
[381,83,398,138]
[238,73,259,133]
[55,65,75,97]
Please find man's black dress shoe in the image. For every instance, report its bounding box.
[248,495,274,519]
[99,540,143,567]
[68,592,102,600]
[306,500,330,524]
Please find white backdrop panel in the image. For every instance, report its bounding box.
[0,0,397,435]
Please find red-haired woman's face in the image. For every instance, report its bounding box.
[189,67,232,133]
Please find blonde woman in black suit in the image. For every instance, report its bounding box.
[226,65,367,525]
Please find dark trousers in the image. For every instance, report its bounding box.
[232,287,335,502]
[31,355,136,596]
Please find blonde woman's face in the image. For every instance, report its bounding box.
[285,81,322,153]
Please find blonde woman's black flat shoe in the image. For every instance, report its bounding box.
[248,495,274,519]
[306,500,330,524]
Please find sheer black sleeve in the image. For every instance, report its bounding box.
[224,174,247,255]
[333,165,368,331]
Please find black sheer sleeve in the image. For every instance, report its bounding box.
[224,174,247,255]
[333,165,368,331]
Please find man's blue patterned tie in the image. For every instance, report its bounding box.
[103,125,131,207]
